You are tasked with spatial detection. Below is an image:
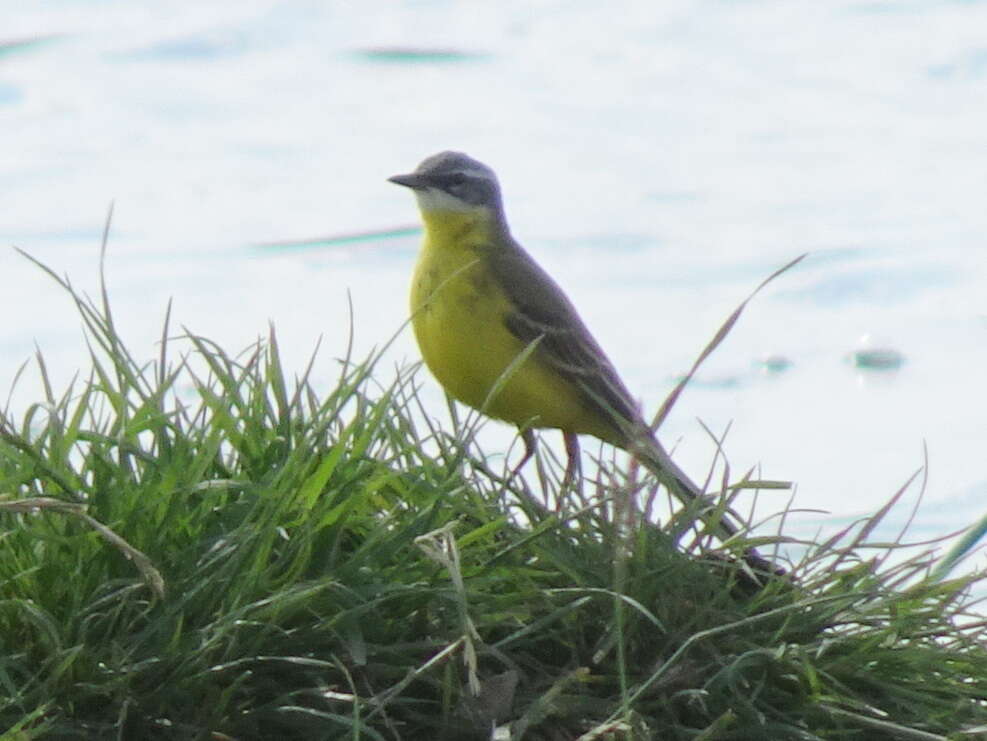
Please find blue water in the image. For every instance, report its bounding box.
[3,1,987,566]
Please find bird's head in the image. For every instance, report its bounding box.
[389,151,505,219]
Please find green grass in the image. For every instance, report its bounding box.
[2,254,987,740]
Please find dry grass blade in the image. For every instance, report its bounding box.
[0,496,165,599]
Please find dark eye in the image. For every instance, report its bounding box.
[446,173,467,188]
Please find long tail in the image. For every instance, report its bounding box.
[631,434,789,576]
[630,434,741,542]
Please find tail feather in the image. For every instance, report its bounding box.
[630,433,788,577]
[631,433,741,541]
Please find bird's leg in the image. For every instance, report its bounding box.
[562,432,582,489]
[511,428,538,479]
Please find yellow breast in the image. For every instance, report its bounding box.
[409,209,616,439]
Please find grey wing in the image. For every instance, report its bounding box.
[487,241,643,442]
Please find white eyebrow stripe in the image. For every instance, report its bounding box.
[459,166,493,179]
[425,165,494,182]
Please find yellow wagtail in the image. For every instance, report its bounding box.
[389,151,740,541]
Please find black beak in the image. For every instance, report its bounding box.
[388,173,429,189]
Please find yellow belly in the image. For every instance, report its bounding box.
[409,216,614,439]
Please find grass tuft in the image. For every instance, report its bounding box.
[1,254,986,740]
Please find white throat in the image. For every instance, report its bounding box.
[414,187,486,214]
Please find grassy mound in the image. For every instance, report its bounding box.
[1,258,986,740]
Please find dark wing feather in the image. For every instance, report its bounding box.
[487,240,760,546]
[486,240,643,445]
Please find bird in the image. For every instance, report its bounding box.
[389,150,742,543]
